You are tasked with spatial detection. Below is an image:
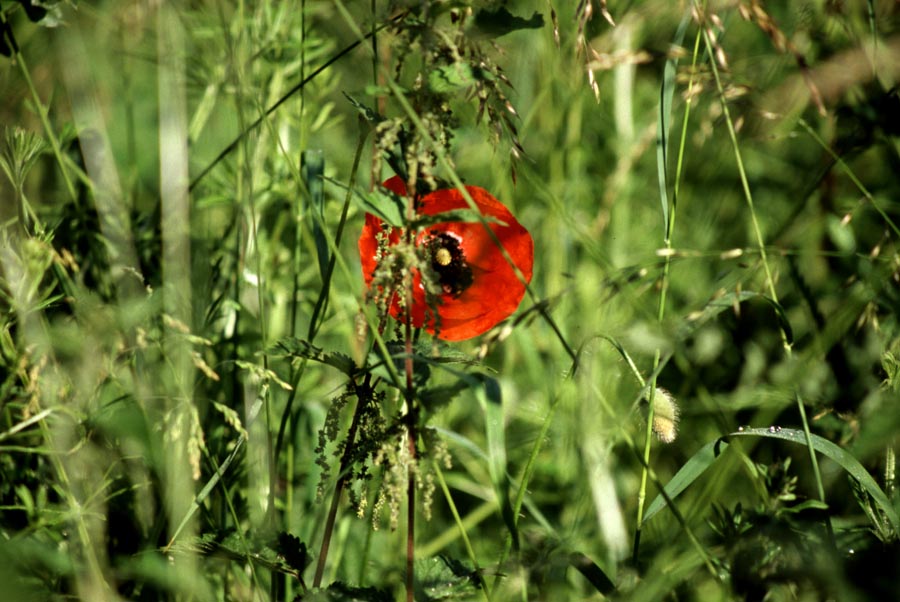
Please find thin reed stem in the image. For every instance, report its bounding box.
[403,166,418,602]
[633,17,700,567]
[696,0,833,543]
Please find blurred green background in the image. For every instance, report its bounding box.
[2,1,900,600]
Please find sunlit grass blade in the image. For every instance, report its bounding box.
[643,439,726,525]
[730,427,900,536]
[476,375,519,552]
[656,9,690,239]
[644,427,899,539]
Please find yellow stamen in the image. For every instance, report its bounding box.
[435,247,452,266]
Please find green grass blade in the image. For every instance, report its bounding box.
[655,9,690,238]
[303,150,328,282]
[645,427,899,538]
[729,427,899,535]
[643,439,728,525]
[476,375,519,551]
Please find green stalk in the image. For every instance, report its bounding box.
[431,461,492,602]
[1,18,78,206]
[382,74,577,366]
[696,1,832,541]
[595,386,719,578]
[403,172,418,602]
[633,18,701,566]
[797,118,900,239]
[312,377,370,587]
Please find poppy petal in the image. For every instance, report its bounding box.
[359,177,533,341]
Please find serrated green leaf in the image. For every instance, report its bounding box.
[420,380,470,410]
[428,62,476,93]
[272,337,356,375]
[275,531,310,575]
[326,175,408,227]
[472,7,544,37]
[415,555,481,601]
[368,341,431,389]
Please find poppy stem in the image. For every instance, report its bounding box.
[403,301,418,602]
[406,416,417,602]
[401,171,418,600]
[312,375,371,588]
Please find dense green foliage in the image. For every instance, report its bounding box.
[2,1,900,600]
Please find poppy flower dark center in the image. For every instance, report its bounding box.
[426,231,473,297]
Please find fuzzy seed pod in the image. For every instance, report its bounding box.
[650,387,679,443]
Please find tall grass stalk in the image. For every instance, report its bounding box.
[696,1,832,540]
[633,12,698,566]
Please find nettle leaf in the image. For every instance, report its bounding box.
[175,530,303,579]
[371,339,484,393]
[302,582,393,602]
[472,7,544,37]
[415,555,482,601]
[343,92,385,125]
[416,339,483,367]
[272,337,356,376]
[428,62,476,93]
[345,181,409,227]
[409,210,503,230]
[275,532,310,575]
[419,380,470,410]
[368,341,432,389]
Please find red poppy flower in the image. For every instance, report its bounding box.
[359,176,533,341]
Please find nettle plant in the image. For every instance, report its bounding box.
[271,6,541,600]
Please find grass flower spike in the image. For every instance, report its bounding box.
[359,176,533,341]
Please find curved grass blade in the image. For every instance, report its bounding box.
[729,427,899,535]
[303,150,327,282]
[568,551,615,595]
[476,375,519,551]
[677,290,793,345]
[642,438,728,525]
[656,9,691,238]
[644,427,899,538]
